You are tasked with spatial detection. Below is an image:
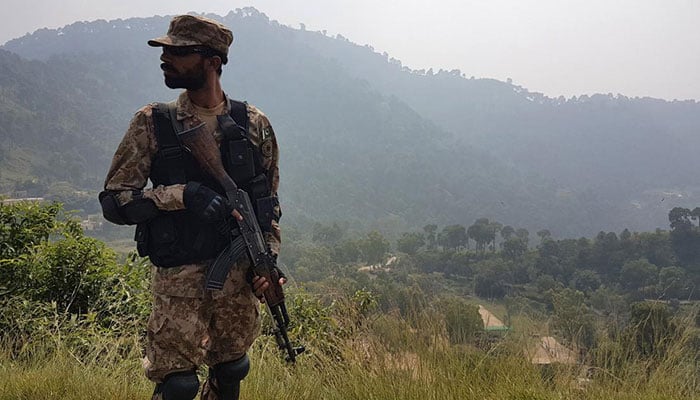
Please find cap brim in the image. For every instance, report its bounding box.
[147,35,171,47]
[147,35,201,48]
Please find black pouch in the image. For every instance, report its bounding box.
[228,139,256,182]
[256,196,280,232]
[134,223,149,257]
[248,174,270,200]
[140,211,230,268]
[146,214,180,267]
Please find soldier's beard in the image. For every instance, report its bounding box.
[163,61,207,90]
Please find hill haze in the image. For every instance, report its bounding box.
[1,8,698,237]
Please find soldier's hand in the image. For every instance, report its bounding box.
[252,275,287,302]
[183,182,232,223]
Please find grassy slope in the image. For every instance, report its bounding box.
[2,313,697,400]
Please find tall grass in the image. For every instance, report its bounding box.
[1,296,698,399]
[0,335,150,399]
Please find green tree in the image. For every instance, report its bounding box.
[0,201,110,310]
[359,231,390,264]
[474,270,507,299]
[537,229,552,242]
[515,228,530,247]
[30,234,114,314]
[620,258,658,292]
[396,232,425,255]
[423,224,438,250]
[669,207,693,231]
[636,231,676,268]
[535,274,563,293]
[502,237,527,260]
[437,224,467,250]
[487,221,503,251]
[620,228,632,242]
[592,231,623,277]
[668,207,700,267]
[0,201,63,260]
[571,269,601,293]
[330,239,361,264]
[500,225,515,241]
[535,240,563,279]
[1,202,59,296]
[294,245,334,281]
[657,266,687,299]
[468,218,498,253]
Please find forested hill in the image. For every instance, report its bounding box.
[1,8,698,236]
[294,29,700,194]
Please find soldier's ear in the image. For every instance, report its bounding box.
[207,55,222,72]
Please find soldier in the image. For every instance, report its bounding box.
[99,15,283,400]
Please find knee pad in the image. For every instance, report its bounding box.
[210,354,250,399]
[155,370,199,400]
[214,354,250,384]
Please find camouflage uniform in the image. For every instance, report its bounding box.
[103,92,280,397]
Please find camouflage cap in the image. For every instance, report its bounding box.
[148,15,233,58]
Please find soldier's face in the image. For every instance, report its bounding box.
[160,49,207,90]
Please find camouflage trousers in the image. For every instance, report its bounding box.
[144,259,260,399]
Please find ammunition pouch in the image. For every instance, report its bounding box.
[99,190,159,225]
[135,210,229,268]
[225,138,256,183]
[255,195,280,233]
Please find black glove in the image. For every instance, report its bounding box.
[183,182,231,223]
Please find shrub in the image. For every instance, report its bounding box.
[0,201,150,358]
[438,297,483,344]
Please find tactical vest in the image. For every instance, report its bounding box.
[135,99,276,268]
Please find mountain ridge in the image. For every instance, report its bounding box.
[1,8,697,237]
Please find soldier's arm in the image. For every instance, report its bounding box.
[248,105,281,257]
[100,106,186,225]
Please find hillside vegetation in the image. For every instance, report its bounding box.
[1,201,699,399]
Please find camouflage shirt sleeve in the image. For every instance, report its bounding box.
[247,104,281,257]
[103,105,186,211]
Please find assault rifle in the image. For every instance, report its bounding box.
[178,122,304,363]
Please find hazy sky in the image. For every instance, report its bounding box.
[2,0,699,100]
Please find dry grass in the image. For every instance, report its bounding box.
[1,307,698,400]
